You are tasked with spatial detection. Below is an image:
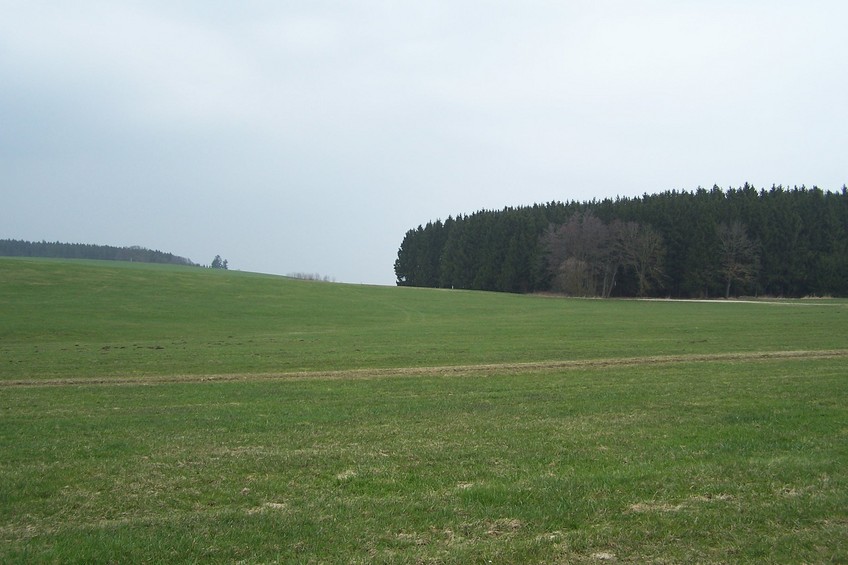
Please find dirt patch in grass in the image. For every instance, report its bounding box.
[246,502,288,515]
[4,349,847,388]
[484,518,523,536]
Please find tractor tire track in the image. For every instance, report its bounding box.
[3,349,847,388]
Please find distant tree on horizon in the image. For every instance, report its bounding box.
[287,272,334,282]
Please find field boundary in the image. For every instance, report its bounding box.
[4,349,847,388]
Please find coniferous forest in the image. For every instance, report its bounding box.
[394,185,848,298]
[0,240,198,267]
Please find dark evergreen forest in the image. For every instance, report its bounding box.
[0,239,198,267]
[394,185,848,298]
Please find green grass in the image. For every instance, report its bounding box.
[2,257,846,381]
[1,258,847,563]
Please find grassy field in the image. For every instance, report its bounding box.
[1,257,847,562]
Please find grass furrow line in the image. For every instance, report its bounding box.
[4,348,847,388]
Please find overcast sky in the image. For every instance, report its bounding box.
[2,1,845,284]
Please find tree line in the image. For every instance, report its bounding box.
[0,239,199,267]
[394,185,848,298]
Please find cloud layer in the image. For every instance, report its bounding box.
[2,1,845,283]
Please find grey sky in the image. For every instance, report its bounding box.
[2,1,845,284]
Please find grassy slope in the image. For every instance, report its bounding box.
[2,257,846,381]
[1,258,847,563]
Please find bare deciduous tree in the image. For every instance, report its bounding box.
[544,213,661,297]
[617,222,665,297]
[544,212,613,296]
[716,220,759,298]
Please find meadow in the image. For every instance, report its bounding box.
[1,258,846,563]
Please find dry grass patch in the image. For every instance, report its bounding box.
[629,493,735,513]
